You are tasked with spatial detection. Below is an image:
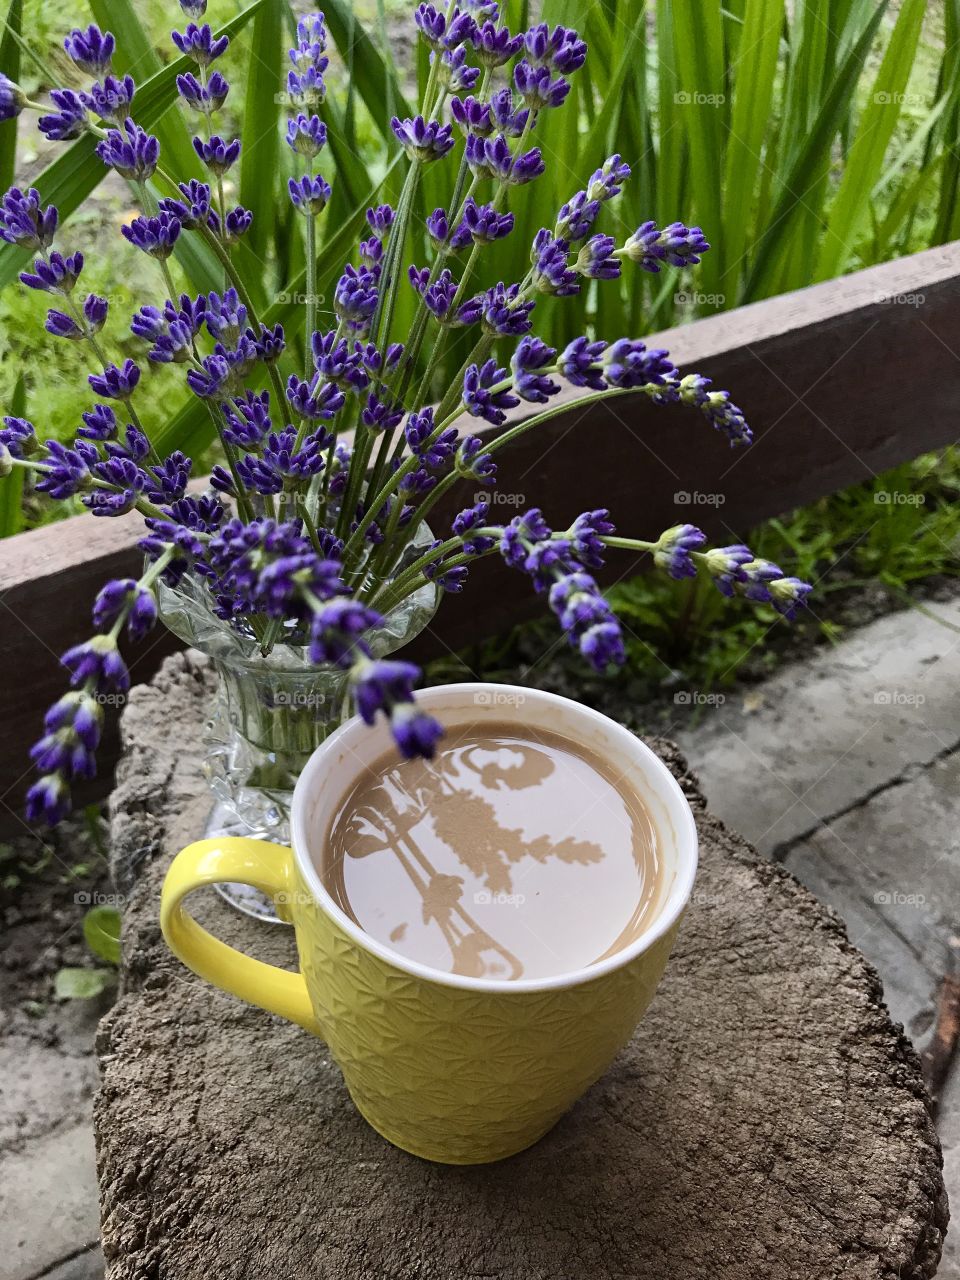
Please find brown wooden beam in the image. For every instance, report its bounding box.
[3,240,960,831]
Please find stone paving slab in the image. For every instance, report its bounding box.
[675,599,960,855]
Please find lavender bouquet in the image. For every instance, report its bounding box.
[0,3,811,837]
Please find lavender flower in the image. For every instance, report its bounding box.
[479,282,535,336]
[89,359,140,401]
[287,113,327,158]
[463,359,519,426]
[450,94,493,136]
[576,234,620,281]
[78,404,117,442]
[391,115,455,163]
[286,375,345,421]
[289,173,331,214]
[83,75,136,122]
[549,572,624,671]
[38,90,87,142]
[472,21,522,66]
[122,211,182,259]
[352,657,442,760]
[466,133,544,184]
[532,231,579,296]
[558,336,607,390]
[177,70,229,112]
[513,60,570,110]
[35,440,89,498]
[158,179,211,229]
[603,339,675,389]
[461,197,514,243]
[622,220,710,272]
[193,134,241,176]
[64,25,115,76]
[0,74,24,122]
[366,205,394,239]
[511,337,559,403]
[414,4,446,46]
[489,87,530,136]
[676,373,752,446]
[92,579,158,640]
[96,121,160,182]
[20,250,84,294]
[456,435,496,483]
[172,22,229,67]
[334,265,378,331]
[700,544,755,597]
[435,45,481,94]
[0,416,37,456]
[653,524,707,579]
[0,187,58,250]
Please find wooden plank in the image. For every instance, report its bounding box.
[3,240,960,830]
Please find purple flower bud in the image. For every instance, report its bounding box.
[450,94,493,137]
[676,373,752,446]
[193,133,240,176]
[26,775,71,826]
[463,358,519,425]
[20,250,84,294]
[172,22,230,67]
[287,65,326,108]
[286,112,327,157]
[456,434,496,482]
[489,87,529,136]
[35,439,89,497]
[511,336,559,403]
[0,187,58,251]
[768,576,813,620]
[88,359,140,402]
[472,20,522,66]
[391,115,455,162]
[434,45,480,94]
[479,281,535,336]
[288,173,331,215]
[452,499,495,554]
[588,154,631,203]
[461,196,514,243]
[0,74,25,122]
[82,74,136,123]
[286,374,345,421]
[334,264,377,331]
[523,23,587,75]
[84,294,109,333]
[576,233,620,280]
[122,210,182,259]
[158,179,211,229]
[205,288,247,342]
[38,89,87,142]
[513,60,570,110]
[0,416,37,457]
[64,24,115,76]
[700,545,754,597]
[366,204,394,239]
[554,190,601,242]
[45,309,83,340]
[532,229,579,296]
[177,69,229,111]
[92,578,158,640]
[654,524,707,580]
[79,404,117,442]
[603,339,674,389]
[96,120,160,182]
[62,635,130,696]
[415,3,446,46]
[308,598,381,667]
[623,220,710,271]
[558,336,607,390]
[180,0,208,15]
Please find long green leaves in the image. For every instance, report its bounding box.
[0,0,22,194]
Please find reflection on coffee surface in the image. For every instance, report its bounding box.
[323,722,662,980]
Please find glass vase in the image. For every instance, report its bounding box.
[156,554,438,924]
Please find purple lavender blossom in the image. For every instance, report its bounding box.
[568,510,614,568]
[286,375,345,421]
[172,22,229,67]
[456,435,496,483]
[0,416,37,457]
[461,197,514,243]
[436,45,480,94]
[306,599,380,666]
[513,60,570,110]
[20,250,84,294]
[452,499,496,554]
[472,21,522,66]
[603,339,675,390]
[676,373,752,446]
[0,187,58,250]
[511,336,559,403]
[463,359,519,426]
[78,404,117,442]
[654,524,707,580]
[558,336,607,390]
[391,115,455,162]
[450,94,493,136]
[532,230,579,296]
[193,134,241,176]
[64,24,115,76]
[89,360,140,401]
[549,572,625,671]
[623,220,710,272]
[366,205,394,239]
[83,75,136,122]
[523,23,587,74]
[222,205,253,242]
[0,74,24,122]
[700,545,754,597]
[576,233,620,280]
[92,579,158,640]
[489,87,529,136]
[38,89,87,142]
[478,282,535,336]
[351,657,441,760]
[287,112,327,157]
[334,265,378,331]
[96,120,159,182]
[158,179,211,229]
[414,3,446,46]
[177,70,229,111]
[466,132,544,184]
[122,211,182,259]
[288,173,331,215]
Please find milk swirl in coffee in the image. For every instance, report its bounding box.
[323,722,664,981]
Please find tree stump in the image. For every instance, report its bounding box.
[95,652,949,1280]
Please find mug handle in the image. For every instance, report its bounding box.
[160,836,321,1035]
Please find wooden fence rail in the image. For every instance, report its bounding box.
[2,241,960,834]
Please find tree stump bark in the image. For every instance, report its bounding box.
[95,652,949,1280]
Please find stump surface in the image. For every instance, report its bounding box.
[96,652,948,1280]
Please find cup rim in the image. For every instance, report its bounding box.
[290,682,699,994]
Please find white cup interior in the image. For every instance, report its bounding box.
[291,683,699,993]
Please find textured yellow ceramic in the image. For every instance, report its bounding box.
[160,684,698,1165]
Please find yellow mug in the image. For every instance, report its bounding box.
[160,683,698,1164]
